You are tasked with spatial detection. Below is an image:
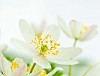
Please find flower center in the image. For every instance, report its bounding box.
[10,61,19,71]
[30,34,60,56]
[80,26,89,34]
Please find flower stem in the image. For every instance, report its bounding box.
[30,63,36,73]
[82,62,100,76]
[68,39,77,76]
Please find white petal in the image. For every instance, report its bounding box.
[19,19,35,49]
[57,16,72,37]
[46,47,82,59]
[33,55,51,69]
[0,44,7,52]
[12,64,26,76]
[14,58,26,67]
[47,67,63,76]
[29,65,42,76]
[0,53,11,75]
[70,20,83,38]
[79,25,97,41]
[46,56,79,65]
[31,24,40,35]
[42,25,60,42]
[11,38,38,56]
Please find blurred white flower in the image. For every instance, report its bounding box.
[11,19,82,69]
[0,53,27,76]
[57,16,97,41]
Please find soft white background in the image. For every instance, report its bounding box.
[0,0,100,75]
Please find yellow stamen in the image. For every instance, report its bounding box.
[40,70,46,76]
[30,34,60,56]
[10,61,19,71]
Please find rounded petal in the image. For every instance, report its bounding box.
[14,58,26,67]
[11,64,27,76]
[70,20,83,38]
[32,55,51,69]
[46,56,79,65]
[0,44,7,52]
[47,67,63,76]
[19,19,35,49]
[57,16,72,37]
[46,47,82,59]
[11,38,38,56]
[42,25,60,42]
[31,24,40,35]
[0,53,11,75]
[79,25,97,41]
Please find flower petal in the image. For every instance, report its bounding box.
[46,47,82,59]
[0,44,7,52]
[79,25,97,41]
[11,38,38,56]
[11,64,27,76]
[47,67,63,76]
[19,19,35,49]
[46,56,79,65]
[42,25,60,42]
[33,55,51,69]
[70,20,83,38]
[57,16,72,37]
[31,24,40,35]
[0,53,11,75]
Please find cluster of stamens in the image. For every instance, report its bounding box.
[30,34,60,56]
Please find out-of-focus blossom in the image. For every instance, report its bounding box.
[11,19,82,69]
[0,53,27,76]
[57,16,97,41]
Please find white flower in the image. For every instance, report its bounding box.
[57,16,97,41]
[0,53,27,76]
[11,19,82,69]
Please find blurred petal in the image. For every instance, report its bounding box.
[33,55,51,69]
[12,64,26,76]
[46,56,79,65]
[14,58,26,67]
[70,20,83,38]
[11,38,38,56]
[57,16,72,37]
[31,24,40,35]
[47,67,63,76]
[19,19,35,48]
[0,53,11,75]
[0,44,7,52]
[42,25,60,42]
[79,25,97,41]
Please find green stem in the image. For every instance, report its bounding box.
[68,39,77,76]
[30,63,36,73]
[82,62,100,76]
